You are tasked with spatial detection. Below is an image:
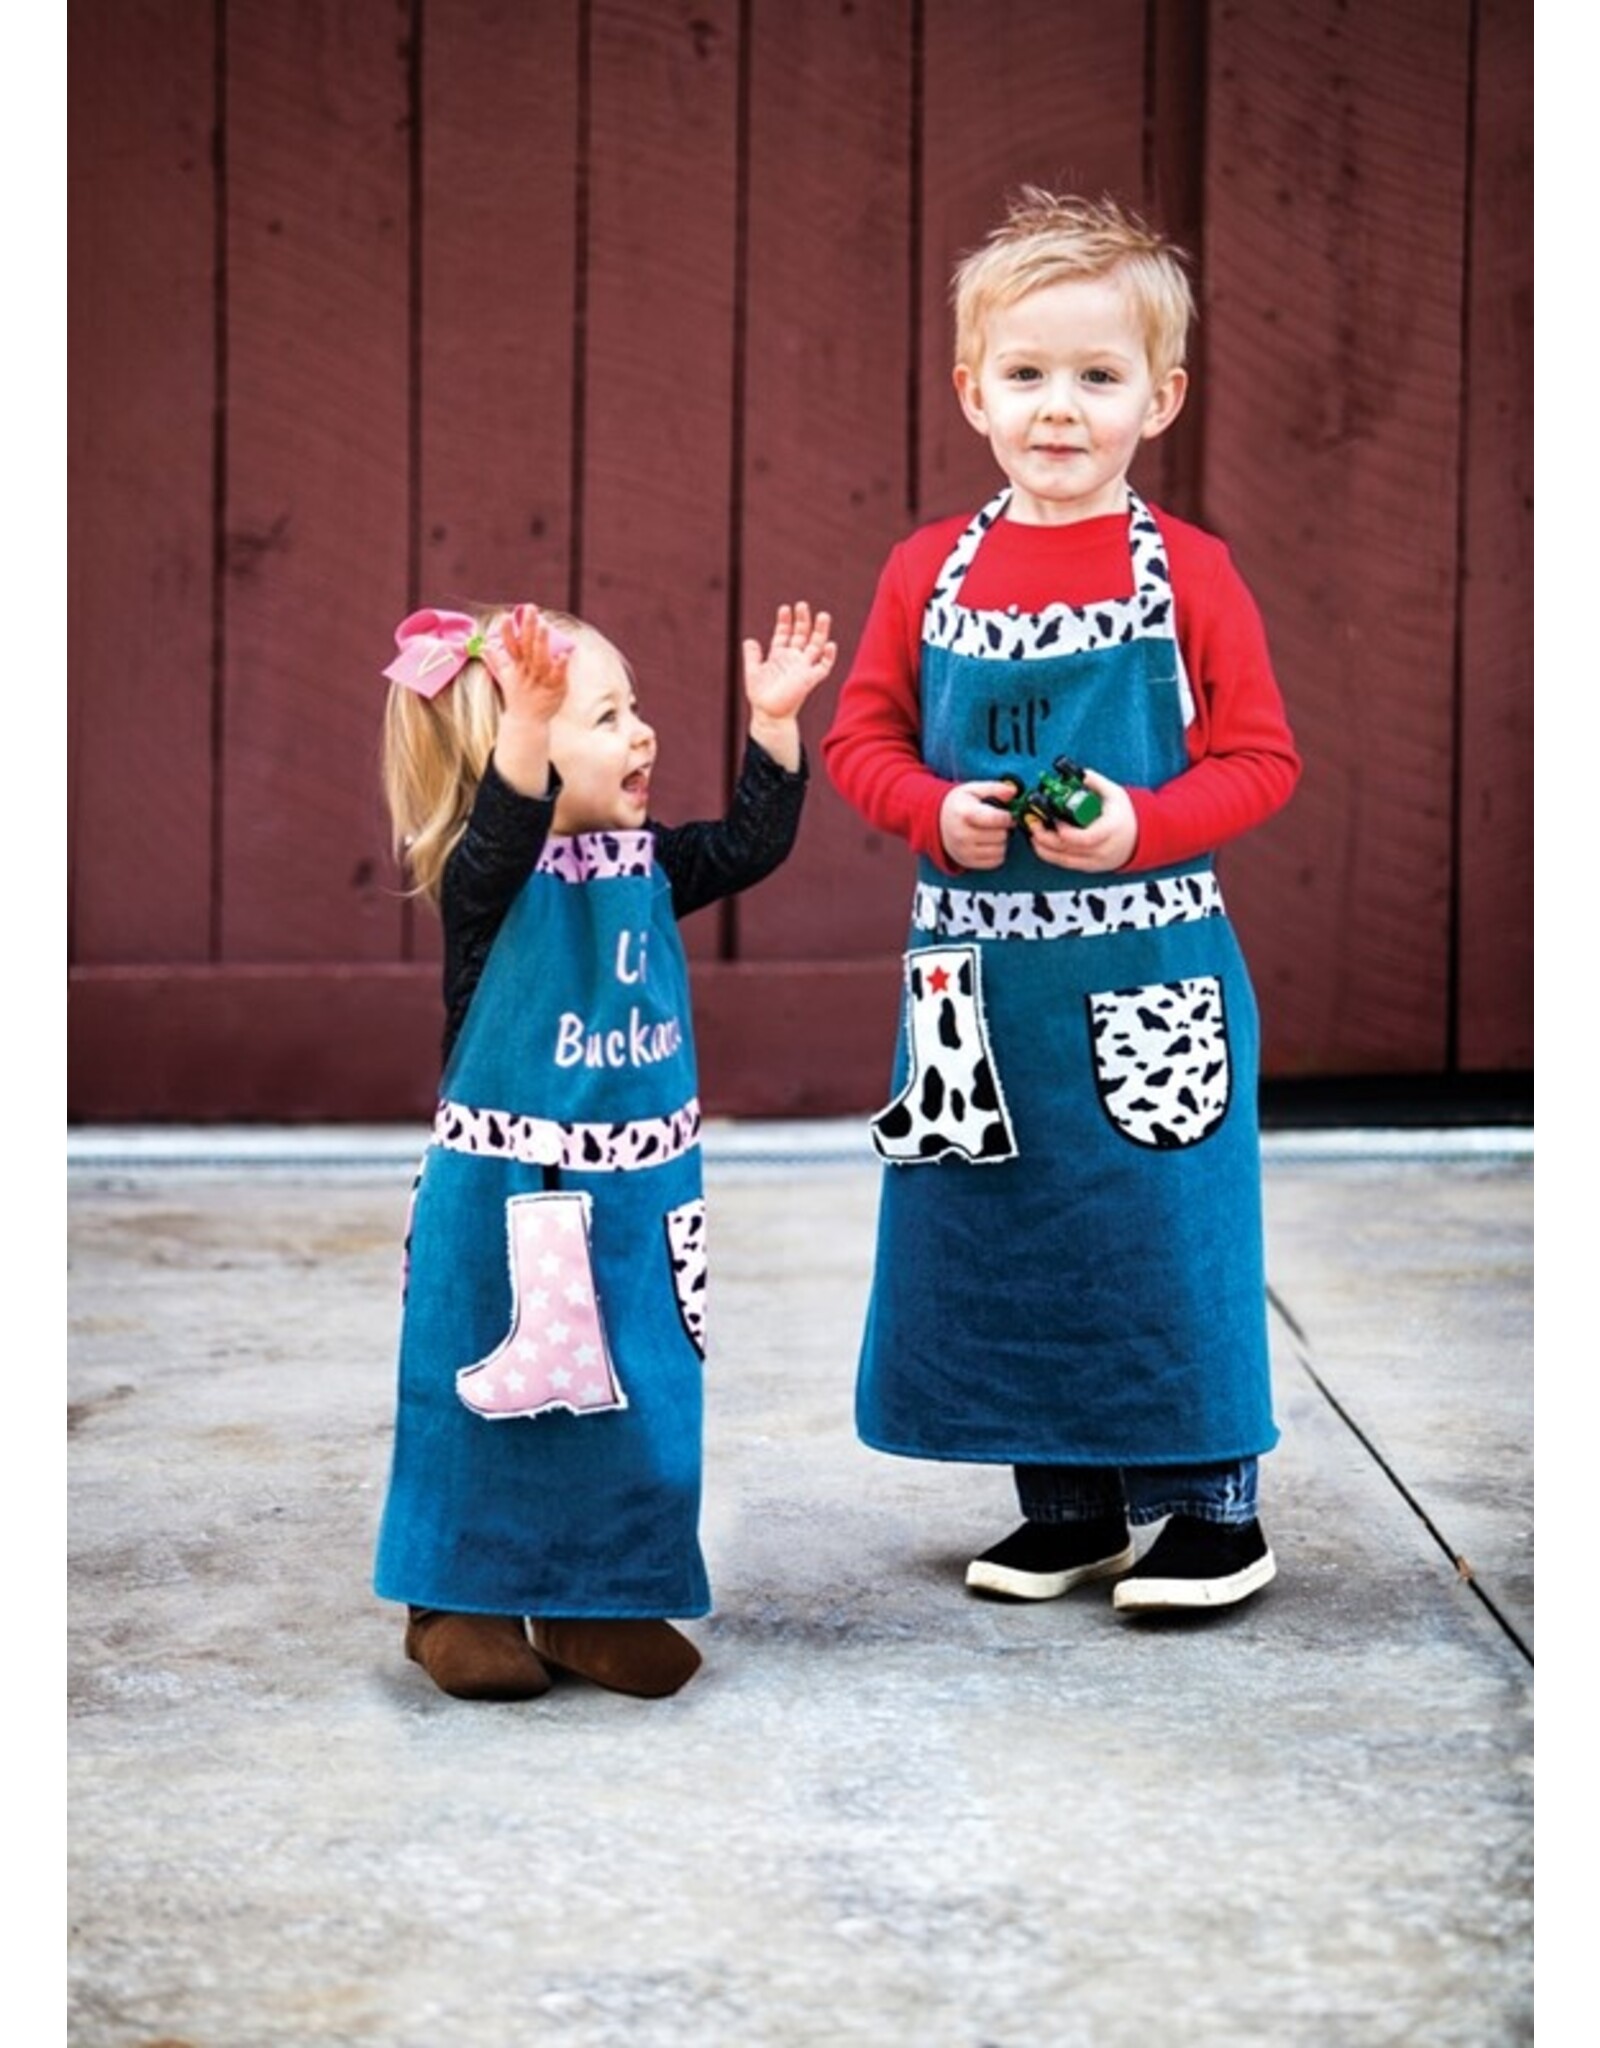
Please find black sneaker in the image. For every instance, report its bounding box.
[966,1516,1134,1600]
[1111,1515,1276,1613]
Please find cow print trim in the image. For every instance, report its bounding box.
[432,1095,703,1173]
[536,830,656,883]
[921,488,1195,724]
[912,870,1224,943]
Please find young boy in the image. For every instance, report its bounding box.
[822,188,1300,1614]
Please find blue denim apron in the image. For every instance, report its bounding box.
[857,490,1277,1467]
[374,830,711,1618]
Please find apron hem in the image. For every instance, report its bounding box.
[855,1430,1281,1467]
[375,1582,713,1622]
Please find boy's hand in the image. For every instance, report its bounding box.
[940,782,1017,870]
[1026,769,1138,872]
[742,602,837,769]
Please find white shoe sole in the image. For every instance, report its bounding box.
[966,1542,1136,1601]
[1112,1547,1277,1612]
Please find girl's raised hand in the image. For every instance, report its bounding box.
[484,604,574,799]
[741,602,838,723]
[484,603,574,727]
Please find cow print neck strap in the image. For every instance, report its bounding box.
[920,488,1194,724]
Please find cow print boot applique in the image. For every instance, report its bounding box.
[871,944,1018,1165]
[456,1191,628,1418]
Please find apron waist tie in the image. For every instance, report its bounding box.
[432,1095,702,1173]
[912,869,1224,942]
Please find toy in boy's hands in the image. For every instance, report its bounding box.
[993,755,1104,830]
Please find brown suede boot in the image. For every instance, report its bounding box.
[528,1618,702,1698]
[404,1610,552,1701]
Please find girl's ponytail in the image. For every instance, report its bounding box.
[381,657,501,903]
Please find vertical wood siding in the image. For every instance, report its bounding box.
[1205,0,1472,1073]
[68,0,1531,1120]
[220,0,414,965]
[1456,0,1533,1070]
[69,0,218,965]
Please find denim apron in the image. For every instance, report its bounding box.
[857,489,1277,1467]
[374,829,711,1618]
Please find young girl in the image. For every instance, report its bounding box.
[823,189,1300,1614]
[374,596,836,1701]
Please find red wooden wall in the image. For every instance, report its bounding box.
[68,0,1531,1121]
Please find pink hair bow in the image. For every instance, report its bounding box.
[382,608,500,697]
[383,605,576,696]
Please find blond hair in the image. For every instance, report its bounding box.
[381,603,584,903]
[952,187,1195,383]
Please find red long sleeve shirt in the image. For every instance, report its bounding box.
[822,503,1300,875]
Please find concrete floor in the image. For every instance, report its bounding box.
[67,1123,1533,2047]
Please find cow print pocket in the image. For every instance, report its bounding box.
[1086,975,1231,1149]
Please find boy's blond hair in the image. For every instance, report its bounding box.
[381,603,584,903]
[952,187,1195,383]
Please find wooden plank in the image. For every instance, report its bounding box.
[1146,0,1210,521]
[919,0,1150,523]
[417,0,579,613]
[580,1,740,963]
[219,0,412,962]
[68,0,216,962]
[1202,0,1470,1074]
[735,0,916,965]
[693,962,905,1116]
[1456,0,1532,1071]
[408,0,583,976]
[69,965,443,1122]
[68,961,898,1120]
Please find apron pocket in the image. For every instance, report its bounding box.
[1087,975,1232,1149]
[664,1198,708,1358]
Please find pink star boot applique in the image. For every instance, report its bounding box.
[456,1191,628,1419]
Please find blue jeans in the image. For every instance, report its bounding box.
[1015,1458,1259,1529]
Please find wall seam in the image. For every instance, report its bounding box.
[720,0,754,964]
[208,0,229,963]
[1446,0,1482,1077]
[569,0,592,615]
[399,0,425,965]
[906,0,924,520]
